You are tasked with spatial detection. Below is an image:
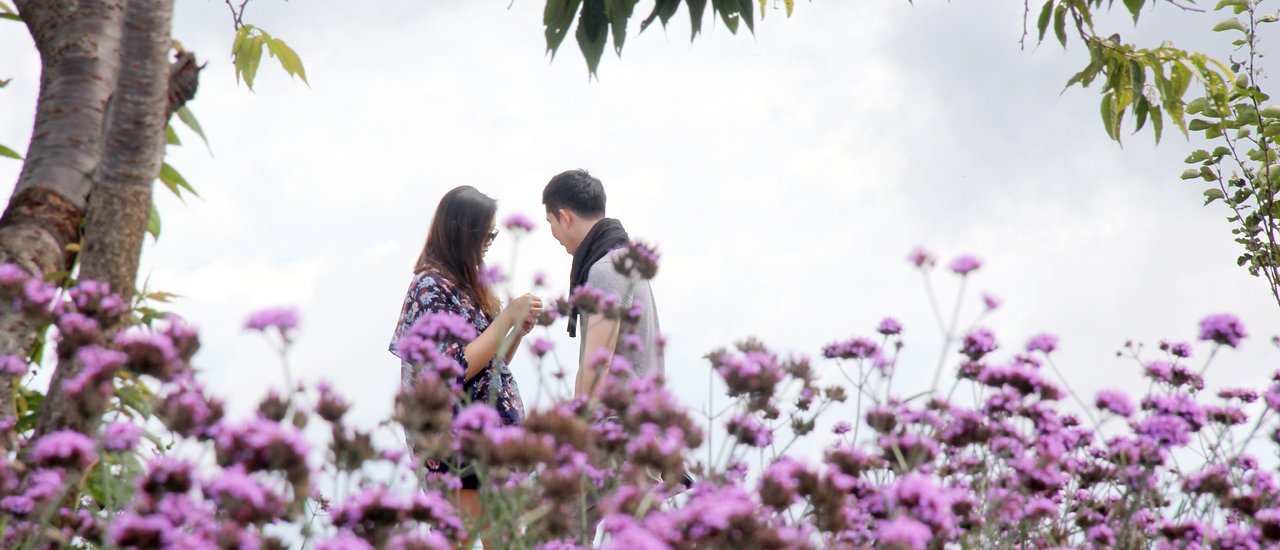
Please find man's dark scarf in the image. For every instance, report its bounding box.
[567,218,629,337]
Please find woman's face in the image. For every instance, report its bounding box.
[481,221,497,257]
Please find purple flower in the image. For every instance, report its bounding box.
[1133,414,1193,447]
[908,247,937,269]
[480,265,506,287]
[1088,524,1116,546]
[63,345,127,396]
[877,317,903,336]
[157,384,224,438]
[137,457,195,499]
[601,515,669,550]
[532,271,547,287]
[726,414,773,447]
[949,254,982,275]
[387,531,451,550]
[982,292,1002,310]
[1025,333,1058,353]
[102,422,143,452]
[211,418,311,486]
[316,531,374,550]
[31,430,98,470]
[503,213,536,232]
[206,468,286,525]
[960,328,998,360]
[823,337,881,361]
[875,516,932,549]
[107,513,175,548]
[833,421,852,435]
[1096,390,1135,417]
[244,306,299,334]
[1219,388,1259,403]
[529,338,555,358]
[1199,313,1248,347]
[1160,339,1194,358]
[115,330,180,379]
[0,355,27,376]
[406,312,478,343]
[454,403,502,432]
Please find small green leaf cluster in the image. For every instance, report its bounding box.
[231,24,309,91]
[1178,0,1280,306]
[1036,0,1235,145]
[545,0,788,76]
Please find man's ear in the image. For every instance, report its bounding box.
[558,208,574,228]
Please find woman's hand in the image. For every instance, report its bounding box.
[505,293,543,328]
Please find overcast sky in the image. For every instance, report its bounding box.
[1,1,1277,461]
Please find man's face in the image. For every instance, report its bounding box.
[546,210,573,255]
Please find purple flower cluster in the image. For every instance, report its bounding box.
[949,254,982,275]
[503,213,536,232]
[244,306,299,334]
[1198,313,1248,347]
[960,328,998,360]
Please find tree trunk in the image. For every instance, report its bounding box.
[0,0,126,443]
[33,0,176,441]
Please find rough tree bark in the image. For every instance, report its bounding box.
[0,0,127,443]
[32,0,182,441]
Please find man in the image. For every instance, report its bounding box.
[542,169,663,399]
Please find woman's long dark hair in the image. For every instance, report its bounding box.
[414,186,499,318]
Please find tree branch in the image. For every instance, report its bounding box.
[34,0,180,442]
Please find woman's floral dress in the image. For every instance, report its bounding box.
[389,267,524,485]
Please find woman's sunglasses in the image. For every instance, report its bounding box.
[485,228,499,245]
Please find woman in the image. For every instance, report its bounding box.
[389,185,541,545]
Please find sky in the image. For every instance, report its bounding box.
[1,0,1277,464]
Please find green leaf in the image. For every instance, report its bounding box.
[603,0,636,55]
[0,14,18,22]
[712,0,741,34]
[1260,105,1280,118]
[1214,0,1248,10]
[147,203,161,240]
[738,0,754,35]
[244,37,264,90]
[1212,18,1247,33]
[1101,93,1118,140]
[0,78,9,88]
[158,163,198,200]
[1123,0,1144,22]
[546,0,584,57]
[688,0,708,40]
[0,144,20,160]
[1182,168,1202,180]
[1053,4,1068,46]
[639,0,676,32]
[1189,118,1214,131]
[1134,96,1149,133]
[175,106,210,153]
[267,37,309,85]
[144,291,182,303]
[1151,105,1164,142]
[1129,60,1145,92]
[164,125,181,146]
[576,0,608,76]
[1205,188,1225,204]
[1185,150,1210,164]
[1187,97,1208,114]
[1036,0,1053,42]
[0,1,15,14]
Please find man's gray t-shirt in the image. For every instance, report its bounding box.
[580,248,664,378]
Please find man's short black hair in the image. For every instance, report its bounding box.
[543,169,606,219]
